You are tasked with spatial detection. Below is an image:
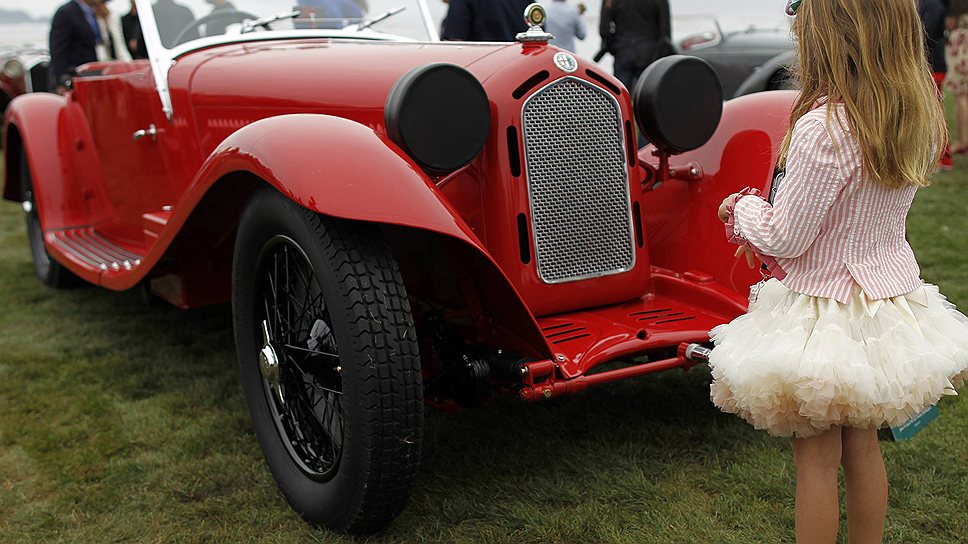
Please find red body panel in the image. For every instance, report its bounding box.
[159,40,519,196]
[69,61,177,243]
[641,91,799,295]
[538,267,746,379]
[459,48,652,317]
[3,94,91,228]
[2,35,797,381]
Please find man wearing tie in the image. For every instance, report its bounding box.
[49,0,103,95]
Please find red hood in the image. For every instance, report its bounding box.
[175,39,524,113]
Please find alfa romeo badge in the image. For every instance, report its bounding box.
[553,52,578,73]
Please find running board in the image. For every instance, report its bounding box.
[47,227,144,272]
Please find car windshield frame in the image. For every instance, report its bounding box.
[134,0,439,120]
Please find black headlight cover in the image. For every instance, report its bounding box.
[633,55,723,155]
[385,63,491,174]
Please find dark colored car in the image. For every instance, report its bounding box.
[0,48,49,107]
[678,23,795,98]
[0,48,49,136]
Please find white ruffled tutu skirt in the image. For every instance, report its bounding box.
[708,279,968,438]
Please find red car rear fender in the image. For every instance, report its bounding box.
[3,93,60,205]
[188,114,552,356]
[3,94,94,230]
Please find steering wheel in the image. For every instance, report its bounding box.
[173,9,261,46]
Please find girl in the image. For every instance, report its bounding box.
[710,1,968,543]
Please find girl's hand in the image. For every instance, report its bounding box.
[734,246,757,269]
[718,194,739,223]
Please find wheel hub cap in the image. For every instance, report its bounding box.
[259,320,285,405]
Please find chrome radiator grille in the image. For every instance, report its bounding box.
[522,77,634,284]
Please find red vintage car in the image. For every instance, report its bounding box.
[2,0,796,534]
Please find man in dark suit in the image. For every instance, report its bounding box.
[121,1,148,59]
[48,0,102,94]
[441,0,532,41]
[599,0,672,92]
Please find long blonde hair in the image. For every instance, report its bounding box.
[779,0,948,188]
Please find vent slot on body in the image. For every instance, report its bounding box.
[507,126,522,177]
[585,68,622,96]
[521,78,634,284]
[542,322,591,345]
[513,71,550,99]
[630,308,697,325]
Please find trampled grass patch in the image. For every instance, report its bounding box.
[0,157,966,544]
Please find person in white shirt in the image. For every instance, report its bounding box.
[539,0,587,52]
[95,0,133,61]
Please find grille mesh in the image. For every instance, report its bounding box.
[522,78,633,283]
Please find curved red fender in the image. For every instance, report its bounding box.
[2,93,94,230]
[149,114,553,357]
[195,114,482,239]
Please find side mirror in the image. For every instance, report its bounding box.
[632,55,723,184]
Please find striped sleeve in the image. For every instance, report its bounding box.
[731,116,848,259]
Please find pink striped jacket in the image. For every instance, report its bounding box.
[726,104,923,304]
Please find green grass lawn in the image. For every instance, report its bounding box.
[0,156,966,544]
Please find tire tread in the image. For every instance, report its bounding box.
[299,210,423,534]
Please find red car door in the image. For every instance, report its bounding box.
[69,60,177,245]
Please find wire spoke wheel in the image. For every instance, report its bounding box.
[256,236,344,480]
[233,189,423,534]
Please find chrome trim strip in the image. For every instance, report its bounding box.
[520,76,636,285]
[86,230,143,262]
[47,228,144,272]
[69,230,121,267]
[49,232,104,270]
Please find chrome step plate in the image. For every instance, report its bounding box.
[47,227,144,272]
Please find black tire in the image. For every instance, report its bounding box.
[20,148,79,288]
[232,188,423,534]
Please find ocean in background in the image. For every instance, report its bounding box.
[0,21,48,49]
